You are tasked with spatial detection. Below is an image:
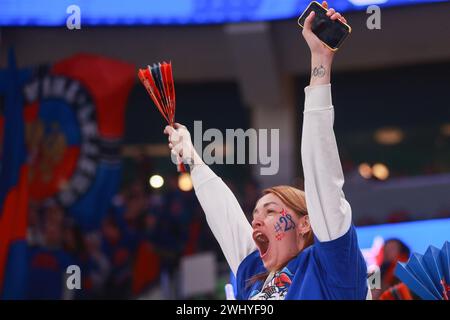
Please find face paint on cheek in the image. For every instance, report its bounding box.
[274,221,284,241]
[274,221,283,233]
[285,214,296,230]
[273,209,296,241]
[275,233,285,241]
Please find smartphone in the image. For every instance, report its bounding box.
[298,1,351,51]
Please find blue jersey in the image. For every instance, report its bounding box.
[236,225,368,300]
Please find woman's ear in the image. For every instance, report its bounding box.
[297,215,311,236]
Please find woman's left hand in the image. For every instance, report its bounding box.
[302,1,347,64]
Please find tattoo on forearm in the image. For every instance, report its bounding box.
[312,65,326,78]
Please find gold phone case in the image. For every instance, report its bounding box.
[297,1,352,52]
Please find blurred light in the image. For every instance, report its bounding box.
[149,175,164,189]
[372,163,389,180]
[358,163,373,179]
[440,123,450,137]
[178,173,193,192]
[348,0,388,5]
[0,0,443,26]
[374,127,404,145]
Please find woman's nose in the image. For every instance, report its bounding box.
[252,218,264,229]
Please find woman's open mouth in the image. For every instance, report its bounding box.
[253,231,270,258]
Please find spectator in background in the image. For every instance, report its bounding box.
[27,204,73,299]
[183,198,203,256]
[131,236,161,297]
[159,176,191,265]
[375,238,411,300]
[63,220,111,300]
[379,282,415,300]
[101,214,135,299]
[79,232,111,299]
[123,181,149,234]
[63,220,84,258]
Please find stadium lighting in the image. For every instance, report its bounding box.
[348,0,388,6]
[372,163,389,180]
[358,163,373,179]
[178,173,193,192]
[149,175,164,189]
[374,127,404,145]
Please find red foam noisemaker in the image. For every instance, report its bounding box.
[138,62,186,172]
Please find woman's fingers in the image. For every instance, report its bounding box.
[330,12,342,21]
[174,122,186,129]
[303,11,315,32]
[164,125,178,146]
[322,1,328,9]
[325,7,346,23]
[164,125,175,135]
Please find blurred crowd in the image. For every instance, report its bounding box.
[26,176,226,299]
[24,171,445,300]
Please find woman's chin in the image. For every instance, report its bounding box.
[262,254,275,271]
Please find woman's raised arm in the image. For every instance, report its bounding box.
[164,124,256,275]
[301,2,352,242]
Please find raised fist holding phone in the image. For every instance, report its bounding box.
[301,1,348,86]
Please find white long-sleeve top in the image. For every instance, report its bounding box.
[191,84,352,276]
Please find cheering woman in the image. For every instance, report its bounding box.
[164,2,368,300]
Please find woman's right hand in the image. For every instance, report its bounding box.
[163,123,202,167]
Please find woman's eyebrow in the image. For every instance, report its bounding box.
[253,202,279,216]
[263,202,278,208]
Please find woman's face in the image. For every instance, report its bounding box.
[251,193,310,272]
